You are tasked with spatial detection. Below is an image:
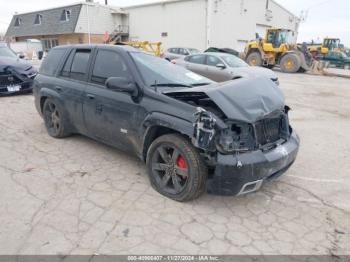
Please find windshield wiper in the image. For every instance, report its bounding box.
[190,83,212,87]
[150,83,192,88]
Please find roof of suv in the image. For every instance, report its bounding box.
[53,44,141,53]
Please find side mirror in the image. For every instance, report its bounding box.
[105,77,138,96]
[216,63,226,69]
[18,54,25,59]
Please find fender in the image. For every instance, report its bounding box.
[38,87,64,114]
[140,112,196,161]
[38,87,75,133]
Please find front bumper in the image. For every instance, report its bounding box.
[0,80,34,96]
[206,131,300,196]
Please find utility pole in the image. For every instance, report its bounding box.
[86,4,91,44]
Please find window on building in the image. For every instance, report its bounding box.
[70,50,91,81]
[60,9,71,22]
[14,17,21,27]
[42,39,59,51]
[34,14,42,25]
[91,50,130,85]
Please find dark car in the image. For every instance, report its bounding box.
[33,44,299,202]
[317,51,350,70]
[0,44,37,95]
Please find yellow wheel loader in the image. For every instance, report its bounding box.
[244,28,312,73]
[307,38,345,56]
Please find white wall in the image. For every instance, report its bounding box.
[75,4,124,34]
[123,0,299,52]
[125,0,207,50]
[208,0,299,51]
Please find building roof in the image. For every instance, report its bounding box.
[5,4,82,37]
[124,0,195,9]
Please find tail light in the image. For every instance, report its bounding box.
[171,60,176,64]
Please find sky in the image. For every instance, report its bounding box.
[0,0,349,46]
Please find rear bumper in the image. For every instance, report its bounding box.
[206,131,300,196]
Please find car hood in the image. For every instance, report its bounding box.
[231,66,278,80]
[0,57,34,73]
[163,77,285,123]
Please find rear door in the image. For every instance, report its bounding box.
[185,54,208,76]
[57,48,92,133]
[83,48,138,151]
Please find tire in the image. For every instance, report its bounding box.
[280,53,301,73]
[344,64,350,70]
[43,98,70,138]
[146,134,207,202]
[297,67,307,73]
[246,52,263,67]
[263,64,275,69]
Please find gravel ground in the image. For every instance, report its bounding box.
[0,72,349,255]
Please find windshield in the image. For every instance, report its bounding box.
[221,55,248,68]
[130,52,213,87]
[188,48,200,54]
[0,46,18,59]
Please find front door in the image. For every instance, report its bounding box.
[83,49,138,152]
[205,55,230,82]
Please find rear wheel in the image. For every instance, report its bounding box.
[280,53,301,73]
[146,134,207,202]
[43,98,70,138]
[246,52,263,67]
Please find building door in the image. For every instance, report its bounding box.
[256,24,271,39]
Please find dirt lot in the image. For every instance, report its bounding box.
[0,72,349,255]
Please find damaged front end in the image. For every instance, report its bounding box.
[0,64,36,96]
[165,77,300,196]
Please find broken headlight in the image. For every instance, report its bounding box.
[216,122,255,154]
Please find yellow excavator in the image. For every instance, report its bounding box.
[244,28,312,73]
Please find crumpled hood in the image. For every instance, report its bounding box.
[164,77,285,123]
[231,66,278,80]
[0,57,34,74]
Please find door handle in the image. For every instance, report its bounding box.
[86,94,95,99]
[55,86,62,92]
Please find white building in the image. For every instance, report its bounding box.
[125,0,300,51]
[6,0,299,52]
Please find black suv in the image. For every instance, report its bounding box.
[34,45,299,202]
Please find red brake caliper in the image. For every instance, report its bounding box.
[176,155,187,179]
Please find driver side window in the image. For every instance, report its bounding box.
[91,50,130,85]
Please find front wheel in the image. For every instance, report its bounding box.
[146,134,207,202]
[246,52,263,67]
[280,53,301,73]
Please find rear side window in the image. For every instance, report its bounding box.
[70,50,91,80]
[179,48,189,55]
[60,49,91,81]
[39,48,66,76]
[206,55,221,66]
[169,48,178,54]
[187,55,206,65]
[91,50,130,84]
